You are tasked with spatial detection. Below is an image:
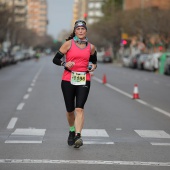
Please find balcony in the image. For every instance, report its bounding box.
[14,8,26,15]
[14,0,27,7]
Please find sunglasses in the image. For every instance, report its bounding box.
[75,20,86,26]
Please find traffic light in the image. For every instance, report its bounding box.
[122,39,127,45]
[121,39,130,48]
[159,46,163,51]
[84,13,88,21]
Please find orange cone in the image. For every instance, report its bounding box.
[133,84,140,99]
[103,74,107,84]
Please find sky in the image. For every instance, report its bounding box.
[46,0,74,39]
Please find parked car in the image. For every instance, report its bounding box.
[129,53,140,69]
[0,53,3,69]
[122,55,130,67]
[8,53,17,64]
[97,50,105,63]
[137,53,148,70]
[13,51,25,62]
[144,52,162,71]
[0,51,9,67]
[103,55,113,63]
[164,54,170,75]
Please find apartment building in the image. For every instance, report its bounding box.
[124,0,170,10]
[72,0,104,27]
[27,0,48,36]
[72,0,87,28]
[86,0,104,24]
[0,0,27,24]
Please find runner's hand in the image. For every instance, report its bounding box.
[88,64,96,72]
[65,61,75,68]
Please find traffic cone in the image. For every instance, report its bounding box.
[133,84,140,99]
[103,74,107,84]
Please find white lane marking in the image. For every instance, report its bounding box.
[0,159,169,166]
[23,94,29,99]
[134,130,170,138]
[82,129,109,137]
[116,128,122,130]
[84,141,114,144]
[6,118,18,129]
[137,99,148,106]
[12,128,46,136]
[27,87,32,92]
[31,83,35,87]
[31,66,43,84]
[16,103,25,110]
[93,76,170,118]
[5,141,42,144]
[105,83,132,98]
[153,107,170,118]
[151,143,170,146]
[92,77,102,83]
[32,79,36,83]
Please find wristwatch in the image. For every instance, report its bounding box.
[61,61,66,67]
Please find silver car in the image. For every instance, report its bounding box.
[137,54,148,70]
[144,52,162,71]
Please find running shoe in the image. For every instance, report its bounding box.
[74,135,83,148]
[67,131,75,146]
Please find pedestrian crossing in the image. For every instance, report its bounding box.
[3,128,170,146]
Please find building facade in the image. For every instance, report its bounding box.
[27,0,48,36]
[0,0,27,24]
[124,0,170,10]
[72,0,104,28]
[86,0,104,24]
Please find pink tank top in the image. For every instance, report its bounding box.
[62,39,91,81]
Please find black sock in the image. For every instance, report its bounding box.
[76,133,81,137]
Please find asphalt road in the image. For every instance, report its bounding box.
[0,56,170,170]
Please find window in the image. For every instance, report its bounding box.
[88,11,94,16]
[95,2,102,9]
[95,10,103,17]
[88,2,94,9]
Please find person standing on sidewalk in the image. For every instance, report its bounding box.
[52,20,97,148]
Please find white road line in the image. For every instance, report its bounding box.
[105,83,132,98]
[23,94,29,99]
[27,87,32,92]
[93,76,170,118]
[6,118,18,129]
[84,141,114,144]
[92,77,102,83]
[134,130,170,138]
[32,79,36,83]
[82,129,109,137]
[5,141,42,144]
[12,128,46,136]
[16,103,25,110]
[116,128,122,130]
[32,67,43,82]
[151,143,170,146]
[137,99,148,106]
[31,83,35,86]
[0,159,170,166]
[153,107,170,118]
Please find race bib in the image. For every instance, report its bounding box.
[71,71,86,85]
